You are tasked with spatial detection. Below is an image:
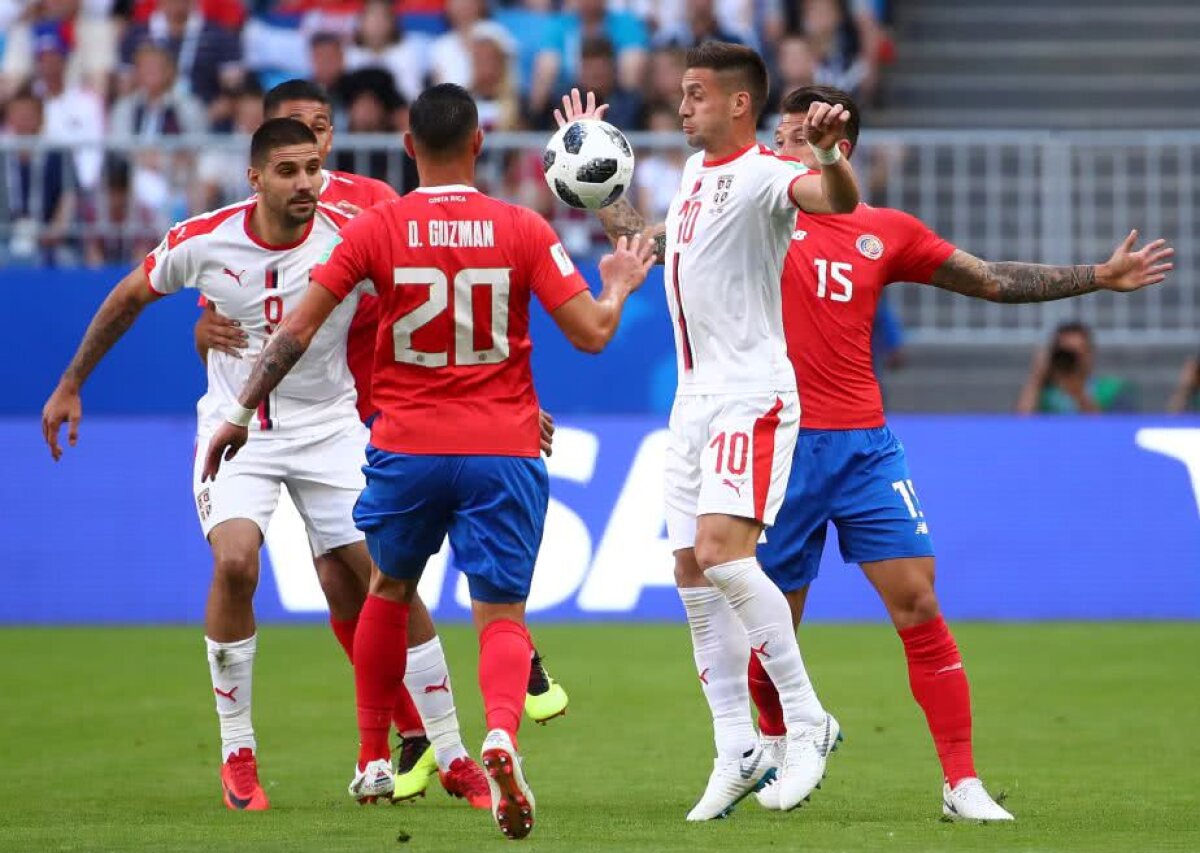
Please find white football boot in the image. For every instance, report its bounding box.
[348,758,394,804]
[685,742,776,821]
[777,713,841,811]
[753,735,787,810]
[481,728,536,840]
[943,777,1014,822]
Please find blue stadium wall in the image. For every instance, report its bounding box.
[3,267,1198,623]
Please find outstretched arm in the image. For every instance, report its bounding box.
[42,264,163,460]
[551,234,658,353]
[555,89,667,263]
[200,283,340,480]
[931,230,1174,303]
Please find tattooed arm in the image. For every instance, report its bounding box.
[200,282,342,481]
[930,230,1174,303]
[597,197,667,265]
[42,264,163,460]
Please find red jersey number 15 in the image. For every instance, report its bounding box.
[392,266,512,367]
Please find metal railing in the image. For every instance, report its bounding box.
[1,130,1197,345]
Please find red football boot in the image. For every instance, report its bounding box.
[438,756,491,810]
[220,747,270,811]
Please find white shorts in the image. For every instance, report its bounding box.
[193,418,369,555]
[664,390,799,551]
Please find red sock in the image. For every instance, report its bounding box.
[330,616,357,662]
[747,652,786,737]
[478,619,531,744]
[392,686,425,737]
[898,615,976,787]
[353,595,409,768]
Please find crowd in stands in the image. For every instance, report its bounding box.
[0,0,893,266]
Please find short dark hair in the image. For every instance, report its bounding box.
[685,40,770,118]
[250,117,319,166]
[409,83,478,156]
[780,85,861,152]
[1054,320,1093,342]
[263,79,332,116]
[581,36,616,61]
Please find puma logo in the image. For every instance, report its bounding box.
[698,667,709,685]
[214,685,239,702]
[423,676,450,694]
[721,478,744,497]
[222,267,246,286]
[750,642,770,659]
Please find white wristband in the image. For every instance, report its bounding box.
[226,404,255,428]
[809,142,841,166]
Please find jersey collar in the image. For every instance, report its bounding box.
[413,184,479,193]
[702,142,757,168]
[242,202,315,251]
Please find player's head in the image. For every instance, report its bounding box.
[679,41,769,150]
[263,79,335,164]
[248,117,322,228]
[404,83,483,169]
[775,85,860,166]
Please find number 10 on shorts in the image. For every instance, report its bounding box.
[892,479,924,518]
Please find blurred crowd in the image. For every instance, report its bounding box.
[0,0,894,266]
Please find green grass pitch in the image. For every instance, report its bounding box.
[1,623,1197,853]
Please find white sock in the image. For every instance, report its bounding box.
[404,637,469,771]
[678,586,757,762]
[704,558,825,729]
[206,634,257,761]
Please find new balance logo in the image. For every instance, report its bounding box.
[423,676,450,694]
[792,229,808,241]
[721,478,745,497]
[698,667,709,685]
[916,522,930,535]
[934,663,963,676]
[750,642,770,659]
[222,267,246,286]
[214,686,239,702]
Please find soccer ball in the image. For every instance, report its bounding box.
[543,119,635,210]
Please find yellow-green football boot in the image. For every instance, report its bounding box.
[391,735,437,802]
[524,651,569,724]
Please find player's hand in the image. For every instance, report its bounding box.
[802,101,851,150]
[554,87,609,128]
[196,306,248,359]
[336,201,363,217]
[1096,229,1174,292]
[599,234,657,294]
[201,421,249,482]
[539,409,555,457]
[41,383,82,462]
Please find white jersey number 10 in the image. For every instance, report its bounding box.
[391,267,512,368]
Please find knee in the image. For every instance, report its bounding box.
[890,587,940,629]
[213,552,258,597]
[693,532,735,572]
[673,550,707,586]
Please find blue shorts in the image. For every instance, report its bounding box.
[353,447,549,604]
[758,426,934,592]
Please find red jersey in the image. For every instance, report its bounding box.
[783,204,955,429]
[319,170,401,422]
[310,184,589,456]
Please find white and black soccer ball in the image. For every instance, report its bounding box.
[543,119,635,210]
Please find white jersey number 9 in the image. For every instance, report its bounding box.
[391,267,512,368]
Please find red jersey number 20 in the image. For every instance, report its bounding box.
[392,266,511,368]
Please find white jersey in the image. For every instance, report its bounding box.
[145,200,362,436]
[664,143,808,396]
